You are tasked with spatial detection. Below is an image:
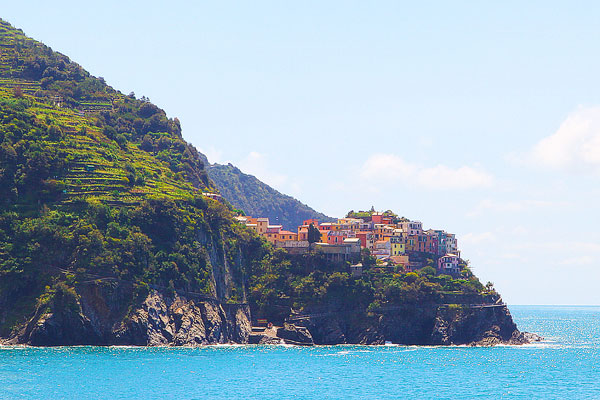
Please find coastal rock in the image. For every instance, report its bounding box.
[296,303,536,346]
[10,284,251,347]
[114,291,251,346]
[276,323,314,345]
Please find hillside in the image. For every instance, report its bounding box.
[205,162,334,229]
[0,19,532,346]
[0,18,265,343]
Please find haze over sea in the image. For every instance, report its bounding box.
[1,305,598,399]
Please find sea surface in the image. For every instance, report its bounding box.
[0,305,598,399]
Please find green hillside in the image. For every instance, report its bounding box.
[0,19,508,346]
[0,18,263,336]
[206,162,334,229]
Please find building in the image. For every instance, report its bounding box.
[326,230,354,245]
[390,236,405,256]
[275,240,310,254]
[372,240,391,259]
[438,253,460,275]
[278,230,298,241]
[355,231,375,250]
[315,238,361,262]
[444,233,458,255]
[398,220,423,236]
[424,233,439,255]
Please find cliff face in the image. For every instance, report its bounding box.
[294,303,533,346]
[6,286,250,346]
[4,282,536,347]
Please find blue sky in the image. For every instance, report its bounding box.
[4,1,600,305]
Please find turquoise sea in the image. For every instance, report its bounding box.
[1,305,599,399]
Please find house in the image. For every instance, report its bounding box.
[425,233,439,254]
[438,253,460,275]
[389,236,405,256]
[372,240,391,259]
[373,224,394,240]
[278,230,298,241]
[264,225,283,243]
[315,238,361,262]
[389,255,409,267]
[355,231,375,250]
[405,234,428,253]
[398,220,423,236]
[444,233,459,256]
[303,219,320,227]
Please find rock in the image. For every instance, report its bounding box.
[248,333,281,345]
[11,284,252,347]
[276,323,313,345]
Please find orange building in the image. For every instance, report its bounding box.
[278,230,298,241]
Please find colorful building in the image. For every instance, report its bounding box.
[438,253,460,275]
[390,236,406,256]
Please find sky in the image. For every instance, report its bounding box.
[3,1,600,305]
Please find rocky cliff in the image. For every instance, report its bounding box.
[3,281,538,347]
[290,298,538,346]
[4,286,250,346]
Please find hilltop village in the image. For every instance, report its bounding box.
[236,211,463,276]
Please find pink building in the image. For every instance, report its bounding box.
[438,254,460,275]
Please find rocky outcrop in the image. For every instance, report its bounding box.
[276,323,313,345]
[113,292,251,346]
[248,323,314,345]
[295,303,540,346]
[7,285,250,347]
[4,282,539,347]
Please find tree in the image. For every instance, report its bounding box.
[307,223,321,244]
[13,86,23,98]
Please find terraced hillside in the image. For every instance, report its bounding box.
[0,19,258,340]
[0,19,215,208]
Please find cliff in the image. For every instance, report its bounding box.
[5,287,250,346]
[0,18,537,348]
[4,284,536,347]
[294,303,533,346]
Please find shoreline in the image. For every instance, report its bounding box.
[0,335,543,349]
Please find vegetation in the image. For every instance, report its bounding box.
[246,249,489,323]
[206,162,334,230]
[0,19,491,337]
[346,208,407,223]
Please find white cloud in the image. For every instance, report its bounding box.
[360,153,493,190]
[361,154,416,181]
[530,106,600,172]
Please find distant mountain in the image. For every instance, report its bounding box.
[204,161,335,230]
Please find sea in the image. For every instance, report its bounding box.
[0,305,598,399]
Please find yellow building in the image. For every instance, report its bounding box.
[390,236,406,256]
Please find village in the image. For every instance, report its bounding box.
[235,211,463,276]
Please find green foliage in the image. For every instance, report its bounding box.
[0,18,491,336]
[307,223,321,243]
[207,163,334,230]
